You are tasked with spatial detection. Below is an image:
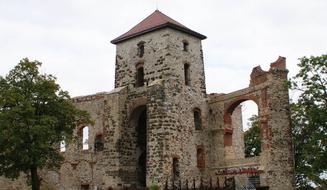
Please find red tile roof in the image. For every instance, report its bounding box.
[111,10,206,44]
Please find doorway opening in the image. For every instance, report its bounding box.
[132,105,147,187]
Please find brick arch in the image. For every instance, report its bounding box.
[222,95,260,150]
[223,95,259,125]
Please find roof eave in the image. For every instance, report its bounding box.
[111,22,207,44]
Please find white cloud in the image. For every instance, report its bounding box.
[0,0,326,100]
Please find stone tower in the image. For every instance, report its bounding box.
[111,10,209,187]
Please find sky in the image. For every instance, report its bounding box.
[0,0,326,126]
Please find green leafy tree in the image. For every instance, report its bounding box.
[244,115,261,157]
[0,58,91,190]
[290,54,327,189]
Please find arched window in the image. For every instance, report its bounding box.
[94,134,104,151]
[197,146,205,168]
[82,126,89,150]
[194,108,202,130]
[182,40,189,52]
[184,63,190,86]
[136,63,144,87]
[137,42,145,58]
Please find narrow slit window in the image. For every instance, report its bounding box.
[137,42,145,58]
[136,65,144,87]
[183,41,189,52]
[197,147,205,168]
[184,63,190,86]
[82,126,89,150]
[194,109,202,130]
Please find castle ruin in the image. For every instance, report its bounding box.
[0,10,295,190]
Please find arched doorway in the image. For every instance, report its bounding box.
[223,98,260,159]
[130,105,147,187]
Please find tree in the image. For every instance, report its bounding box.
[244,115,261,157]
[290,54,327,189]
[0,58,91,190]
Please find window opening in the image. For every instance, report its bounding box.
[94,134,104,151]
[184,63,190,86]
[137,42,145,58]
[183,41,189,52]
[197,147,205,168]
[82,126,89,150]
[194,108,202,130]
[136,65,144,87]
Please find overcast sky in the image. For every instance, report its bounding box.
[0,0,326,126]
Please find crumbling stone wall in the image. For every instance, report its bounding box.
[208,57,294,190]
[37,88,130,190]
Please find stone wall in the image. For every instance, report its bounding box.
[37,88,129,190]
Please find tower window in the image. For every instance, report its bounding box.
[81,126,89,150]
[135,63,144,87]
[182,40,189,52]
[184,63,190,86]
[197,146,205,168]
[137,42,145,58]
[194,108,202,130]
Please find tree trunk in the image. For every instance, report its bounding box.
[30,166,40,190]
